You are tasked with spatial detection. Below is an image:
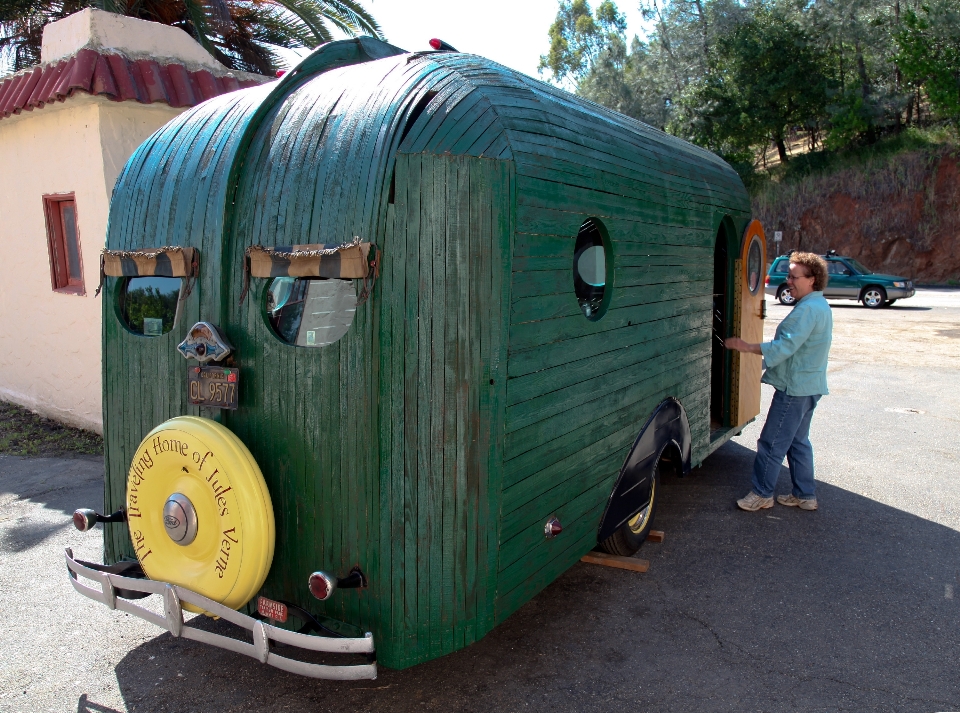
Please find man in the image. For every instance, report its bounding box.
[725,251,833,512]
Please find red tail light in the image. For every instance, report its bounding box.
[765,275,770,285]
[308,571,337,601]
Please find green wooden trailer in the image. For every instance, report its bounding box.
[66,36,768,678]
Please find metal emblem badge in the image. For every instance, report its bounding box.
[177,321,233,363]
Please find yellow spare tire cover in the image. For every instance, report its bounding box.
[125,416,274,612]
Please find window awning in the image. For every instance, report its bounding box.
[240,239,379,305]
[246,240,374,279]
[96,246,198,296]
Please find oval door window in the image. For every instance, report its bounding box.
[746,236,763,295]
[573,218,610,320]
[266,277,356,347]
[119,277,183,336]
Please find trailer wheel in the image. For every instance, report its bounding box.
[125,416,275,613]
[597,464,659,557]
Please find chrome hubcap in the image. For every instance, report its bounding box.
[864,290,882,306]
[163,493,198,546]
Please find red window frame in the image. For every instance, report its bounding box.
[43,193,85,295]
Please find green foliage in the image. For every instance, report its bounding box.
[824,90,873,150]
[681,7,830,164]
[897,1,960,133]
[542,0,954,179]
[539,0,626,86]
[0,0,382,75]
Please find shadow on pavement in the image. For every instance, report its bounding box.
[106,440,960,713]
[827,304,933,311]
[0,454,103,517]
[77,693,124,713]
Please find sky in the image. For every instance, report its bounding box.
[283,0,651,81]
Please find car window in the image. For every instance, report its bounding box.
[845,258,871,274]
[827,261,849,275]
[772,259,788,274]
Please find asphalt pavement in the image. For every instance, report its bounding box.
[2,288,959,713]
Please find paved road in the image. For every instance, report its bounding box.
[2,289,959,713]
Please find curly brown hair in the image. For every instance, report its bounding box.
[789,252,828,292]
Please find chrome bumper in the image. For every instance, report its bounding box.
[65,549,377,680]
[888,287,915,299]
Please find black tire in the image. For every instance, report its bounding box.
[597,464,660,556]
[861,286,887,308]
[884,299,897,307]
[777,286,796,306]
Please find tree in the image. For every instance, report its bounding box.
[683,7,830,163]
[897,0,960,133]
[539,0,626,88]
[0,0,382,76]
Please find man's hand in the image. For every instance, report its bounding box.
[725,337,762,355]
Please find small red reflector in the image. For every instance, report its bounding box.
[429,38,442,50]
[276,69,286,78]
[309,572,334,600]
[257,596,288,623]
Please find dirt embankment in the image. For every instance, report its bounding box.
[752,147,960,283]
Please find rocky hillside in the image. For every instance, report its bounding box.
[752,145,960,284]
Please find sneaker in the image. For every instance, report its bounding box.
[776,494,818,511]
[737,491,774,511]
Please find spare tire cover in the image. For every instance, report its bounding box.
[125,416,274,612]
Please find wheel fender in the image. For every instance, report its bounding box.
[597,398,691,543]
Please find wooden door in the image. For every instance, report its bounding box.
[731,220,766,427]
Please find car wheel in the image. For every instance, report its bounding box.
[777,286,796,305]
[862,286,887,308]
[884,299,897,307]
[597,464,660,557]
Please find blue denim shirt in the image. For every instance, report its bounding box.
[760,291,833,396]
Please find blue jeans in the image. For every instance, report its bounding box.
[751,390,821,500]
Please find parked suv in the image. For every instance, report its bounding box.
[766,252,916,308]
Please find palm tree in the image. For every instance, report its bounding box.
[0,0,383,76]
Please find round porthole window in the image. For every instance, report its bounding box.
[119,277,183,336]
[746,236,763,295]
[266,277,356,347]
[573,218,611,320]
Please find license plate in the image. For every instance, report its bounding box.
[257,596,288,623]
[187,366,239,410]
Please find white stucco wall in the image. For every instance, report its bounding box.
[0,96,182,432]
[42,8,226,71]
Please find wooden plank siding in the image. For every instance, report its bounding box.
[491,66,751,616]
[385,153,512,666]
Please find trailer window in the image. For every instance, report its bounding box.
[746,235,763,295]
[119,277,182,336]
[573,218,610,320]
[266,277,356,347]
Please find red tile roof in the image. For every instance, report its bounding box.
[0,48,265,120]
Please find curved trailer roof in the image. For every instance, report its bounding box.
[106,36,748,259]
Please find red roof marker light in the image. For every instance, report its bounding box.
[428,38,459,52]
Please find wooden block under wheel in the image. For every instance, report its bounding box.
[580,551,650,573]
